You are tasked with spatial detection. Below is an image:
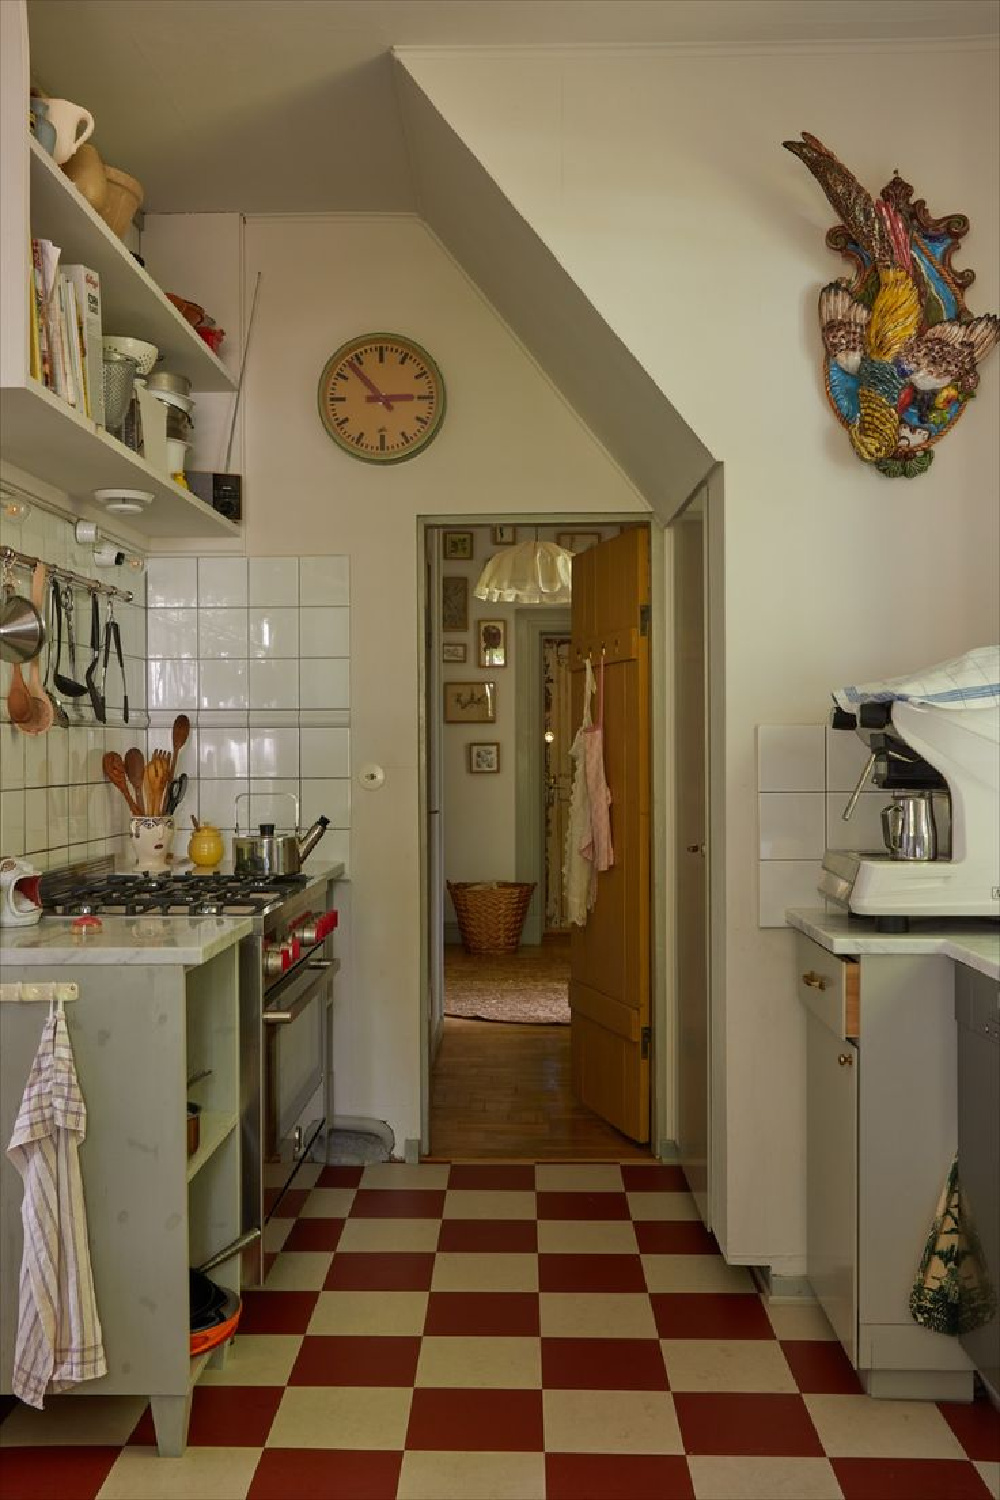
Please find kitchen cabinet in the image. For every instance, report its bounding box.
[798,931,974,1401]
[0,0,240,541]
[955,962,1000,1401]
[0,922,247,1455]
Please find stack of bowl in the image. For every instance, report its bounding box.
[146,371,194,477]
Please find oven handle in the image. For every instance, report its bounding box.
[262,956,340,1026]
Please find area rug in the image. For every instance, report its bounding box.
[444,977,571,1025]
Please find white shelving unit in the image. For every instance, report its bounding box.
[0,1,242,542]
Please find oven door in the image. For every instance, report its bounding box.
[262,955,334,1191]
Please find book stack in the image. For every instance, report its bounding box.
[29,238,105,426]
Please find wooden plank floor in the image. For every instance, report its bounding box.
[429,1019,651,1159]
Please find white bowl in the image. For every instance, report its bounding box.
[149,387,194,416]
[94,487,154,514]
[102,336,159,377]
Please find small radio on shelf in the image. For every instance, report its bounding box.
[186,470,242,522]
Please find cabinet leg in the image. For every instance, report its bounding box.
[207,1338,230,1371]
[150,1392,193,1457]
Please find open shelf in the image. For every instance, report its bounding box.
[0,381,240,538]
[29,138,236,392]
[187,1109,239,1184]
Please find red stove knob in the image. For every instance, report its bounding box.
[287,936,301,962]
[317,909,338,939]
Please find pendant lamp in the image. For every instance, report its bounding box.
[474,538,573,605]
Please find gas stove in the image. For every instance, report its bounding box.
[40,870,309,924]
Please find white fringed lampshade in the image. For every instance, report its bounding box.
[474,539,573,604]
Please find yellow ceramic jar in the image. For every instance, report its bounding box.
[188,823,224,869]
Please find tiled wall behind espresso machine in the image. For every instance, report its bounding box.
[756,724,887,927]
[145,555,350,873]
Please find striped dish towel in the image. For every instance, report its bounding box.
[833,644,1000,711]
[6,1007,106,1408]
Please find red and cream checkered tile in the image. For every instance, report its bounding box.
[1,1161,996,1500]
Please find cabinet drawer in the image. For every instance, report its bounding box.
[796,934,859,1040]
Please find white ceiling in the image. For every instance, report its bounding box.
[27,0,1000,214]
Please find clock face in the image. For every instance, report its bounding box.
[317,333,446,464]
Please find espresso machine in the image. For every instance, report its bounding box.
[821,697,1000,929]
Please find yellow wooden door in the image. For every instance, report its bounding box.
[569,527,651,1143]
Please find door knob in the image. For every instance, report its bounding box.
[686,843,705,854]
[837,1053,854,1067]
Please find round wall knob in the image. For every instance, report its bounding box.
[359,763,385,790]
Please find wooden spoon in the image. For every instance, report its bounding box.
[169,713,190,778]
[21,564,55,737]
[143,760,158,817]
[103,751,142,815]
[124,747,146,812]
[7,662,32,725]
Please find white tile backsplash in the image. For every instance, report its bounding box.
[300,607,350,658]
[300,555,349,607]
[758,793,825,860]
[143,554,352,860]
[199,728,249,779]
[199,608,248,658]
[301,658,350,710]
[147,607,197,659]
[198,556,248,608]
[757,725,825,792]
[759,860,824,927]
[249,728,299,779]
[249,608,299,659]
[199,658,248,711]
[826,726,876,793]
[825,791,887,854]
[249,658,299,711]
[147,555,197,608]
[301,727,351,779]
[249,557,299,607]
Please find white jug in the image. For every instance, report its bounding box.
[45,97,95,165]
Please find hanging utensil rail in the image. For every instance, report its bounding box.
[0,546,134,603]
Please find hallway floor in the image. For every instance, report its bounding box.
[0,1162,996,1499]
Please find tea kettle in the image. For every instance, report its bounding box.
[881,792,938,862]
[0,857,42,927]
[232,791,330,877]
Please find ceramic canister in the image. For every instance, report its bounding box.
[129,816,176,872]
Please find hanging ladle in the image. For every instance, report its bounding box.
[52,578,87,699]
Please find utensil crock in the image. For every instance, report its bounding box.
[129,815,175,872]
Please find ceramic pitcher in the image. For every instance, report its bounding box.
[45,97,95,165]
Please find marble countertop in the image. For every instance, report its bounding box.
[0,915,252,967]
[787,908,1000,982]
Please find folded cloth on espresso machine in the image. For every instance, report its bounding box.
[833,644,999,712]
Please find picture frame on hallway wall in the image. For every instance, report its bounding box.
[477,619,507,669]
[556,530,601,554]
[442,575,469,633]
[442,530,474,560]
[444,681,496,723]
[467,741,500,774]
[442,642,467,663]
[491,525,517,545]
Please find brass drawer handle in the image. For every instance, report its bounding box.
[802,971,828,991]
[838,1052,854,1067]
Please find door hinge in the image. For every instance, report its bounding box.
[639,603,651,636]
[640,1025,652,1059]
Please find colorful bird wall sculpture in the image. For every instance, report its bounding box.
[784,132,999,478]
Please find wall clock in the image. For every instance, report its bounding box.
[317,333,446,464]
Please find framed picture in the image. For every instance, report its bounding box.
[491,525,517,545]
[467,741,500,774]
[442,641,467,663]
[443,530,474,561]
[477,618,507,668]
[444,681,496,723]
[556,530,602,554]
[442,575,469,633]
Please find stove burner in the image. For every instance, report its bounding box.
[46,869,311,922]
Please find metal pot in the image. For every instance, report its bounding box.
[0,589,45,664]
[232,790,329,877]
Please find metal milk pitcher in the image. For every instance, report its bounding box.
[881,792,938,861]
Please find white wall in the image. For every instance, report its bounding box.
[143,210,646,1146]
[399,41,1000,1267]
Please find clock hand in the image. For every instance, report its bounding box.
[346,359,393,411]
[364,393,416,403]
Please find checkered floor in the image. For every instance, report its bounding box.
[1,1162,997,1499]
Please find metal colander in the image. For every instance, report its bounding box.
[102,352,138,433]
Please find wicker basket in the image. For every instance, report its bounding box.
[448,880,536,954]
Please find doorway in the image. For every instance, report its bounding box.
[422,522,657,1162]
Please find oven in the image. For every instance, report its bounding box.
[239,877,339,1285]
